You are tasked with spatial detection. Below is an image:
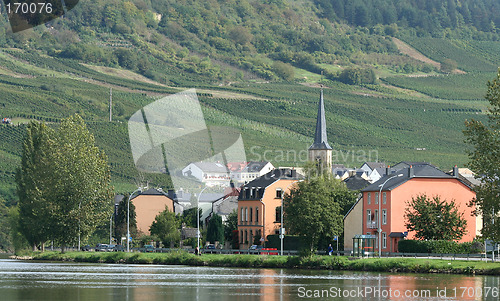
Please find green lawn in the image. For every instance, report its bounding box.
[31,251,500,275]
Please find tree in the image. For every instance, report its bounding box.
[206,214,224,244]
[181,207,203,228]
[16,116,114,251]
[114,195,138,239]
[16,121,55,250]
[228,26,253,45]
[224,210,238,242]
[149,207,180,247]
[284,175,348,253]
[464,70,500,242]
[404,194,467,241]
[0,198,12,252]
[272,61,295,81]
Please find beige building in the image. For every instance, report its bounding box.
[343,197,363,253]
[131,188,178,235]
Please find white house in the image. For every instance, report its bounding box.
[359,162,387,183]
[182,162,230,187]
[230,161,275,185]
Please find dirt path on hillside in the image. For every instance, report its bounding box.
[392,37,465,74]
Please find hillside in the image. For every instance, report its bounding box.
[0,0,497,203]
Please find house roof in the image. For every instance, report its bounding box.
[214,195,238,215]
[227,162,248,172]
[309,89,332,150]
[362,162,387,170]
[192,162,228,173]
[242,168,302,189]
[238,169,302,200]
[343,174,371,191]
[175,192,225,203]
[362,165,463,192]
[244,161,273,172]
[392,161,436,170]
[139,187,170,196]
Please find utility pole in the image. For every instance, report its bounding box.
[109,87,112,122]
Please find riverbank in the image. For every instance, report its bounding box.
[28,251,500,275]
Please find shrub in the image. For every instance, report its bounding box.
[398,240,482,254]
[266,235,303,250]
[338,68,376,85]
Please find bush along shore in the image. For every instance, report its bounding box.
[26,251,500,276]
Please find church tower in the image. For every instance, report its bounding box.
[308,89,332,173]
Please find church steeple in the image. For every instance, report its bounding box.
[309,89,332,150]
[308,88,333,173]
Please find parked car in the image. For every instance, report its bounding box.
[205,244,216,249]
[95,244,109,252]
[81,245,92,252]
[249,245,263,250]
[144,245,155,252]
[112,245,125,252]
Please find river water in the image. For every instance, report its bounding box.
[0,259,498,300]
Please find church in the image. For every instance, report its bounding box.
[236,90,329,249]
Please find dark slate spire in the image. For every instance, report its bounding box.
[309,89,332,150]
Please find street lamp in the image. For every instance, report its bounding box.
[109,213,113,245]
[127,188,143,252]
[378,173,403,258]
[281,179,303,256]
[78,201,82,251]
[197,186,209,254]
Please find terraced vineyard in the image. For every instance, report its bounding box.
[0,41,493,203]
[382,73,494,102]
[401,37,500,72]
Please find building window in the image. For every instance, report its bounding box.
[367,209,372,223]
[383,192,387,204]
[375,192,379,204]
[241,208,244,222]
[245,207,248,222]
[250,230,253,245]
[255,207,259,223]
[374,210,378,226]
[367,193,371,205]
[275,206,281,222]
[276,189,283,199]
[249,208,253,222]
[382,233,387,249]
[382,209,387,225]
[240,230,243,244]
[245,230,248,243]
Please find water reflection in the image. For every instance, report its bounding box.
[0,259,498,300]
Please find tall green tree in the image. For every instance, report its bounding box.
[404,194,467,241]
[224,210,238,242]
[16,115,114,251]
[464,70,500,242]
[284,175,350,253]
[16,122,54,250]
[181,207,203,228]
[149,207,180,247]
[114,195,138,239]
[0,198,12,252]
[206,213,224,244]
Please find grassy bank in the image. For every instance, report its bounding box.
[29,251,500,275]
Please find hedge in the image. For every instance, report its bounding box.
[398,240,483,254]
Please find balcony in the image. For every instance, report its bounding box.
[367,221,378,229]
